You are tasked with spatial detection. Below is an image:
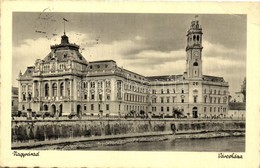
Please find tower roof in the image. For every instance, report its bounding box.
[42,33,87,64]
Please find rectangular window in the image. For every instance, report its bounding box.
[106,104,109,111]
[91,104,94,111]
[181,99,184,103]
[107,94,110,101]
[161,89,164,94]
[172,97,175,103]
[210,97,212,103]
[91,94,95,100]
[167,89,170,94]
[161,106,164,112]
[204,97,207,103]
[167,97,170,103]
[152,89,156,94]
[223,97,227,104]
[84,94,87,100]
[218,98,220,104]
[161,97,164,103]
[84,105,87,111]
[167,107,169,112]
[99,94,102,101]
[204,107,206,112]
[210,107,212,112]
[214,107,216,112]
[194,96,197,103]
[214,97,216,103]
[152,98,157,103]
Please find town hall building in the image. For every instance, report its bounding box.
[17,17,229,118]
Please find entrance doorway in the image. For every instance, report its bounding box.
[192,107,198,118]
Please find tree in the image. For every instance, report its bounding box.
[241,77,246,102]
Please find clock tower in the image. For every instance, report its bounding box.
[186,16,203,79]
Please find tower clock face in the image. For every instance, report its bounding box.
[193,51,199,57]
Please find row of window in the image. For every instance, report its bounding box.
[22,92,32,101]
[204,107,227,113]
[152,88,185,94]
[151,88,227,95]
[44,83,69,97]
[205,89,227,95]
[124,83,146,93]
[205,96,227,104]
[83,93,111,101]
[22,85,32,91]
[124,93,146,103]
[84,104,146,112]
[152,97,184,103]
[89,64,109,69]
[85,81,111,89]
[152,106,227,113]
[84,104,110,111]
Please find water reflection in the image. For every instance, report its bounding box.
[89,136,245,152]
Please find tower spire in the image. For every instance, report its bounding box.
[63,18,69,35]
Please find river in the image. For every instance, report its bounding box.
[88,136,245,152]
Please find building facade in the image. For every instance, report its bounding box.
[17,18,229,118]
[12,87,18,113]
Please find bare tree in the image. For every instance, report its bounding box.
[241,77,246,103]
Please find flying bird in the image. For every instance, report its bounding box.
[63,18,69,22]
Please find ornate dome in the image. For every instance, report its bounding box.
[42,33,87,65]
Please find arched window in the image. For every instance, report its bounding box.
[28,93,32,101]
[193,35,196,41]
[52,83,57,96]
[193,62,198,66]
[23,93,26,101]
[60,83,64,96]
[45,83,49,97]
[197,35,200,41]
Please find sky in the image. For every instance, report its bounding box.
[12,12,246,97]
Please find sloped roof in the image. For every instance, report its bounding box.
[229,102,246,110]
[43,49,87,64]
[21,66,35,78]
[203,75,225,82]
[147,74,184,81]
[42,33,87,64]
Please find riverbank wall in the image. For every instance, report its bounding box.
[12,119,245,149]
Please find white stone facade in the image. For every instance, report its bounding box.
[17,18,229,118]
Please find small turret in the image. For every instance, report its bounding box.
[61,33,69,45]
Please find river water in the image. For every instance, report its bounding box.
[89,136,245,152]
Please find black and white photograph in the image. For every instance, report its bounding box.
[1,1,260,168]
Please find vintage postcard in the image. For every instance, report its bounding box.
[1,1,260,168]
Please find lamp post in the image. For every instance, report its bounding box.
[27,93,32,120]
